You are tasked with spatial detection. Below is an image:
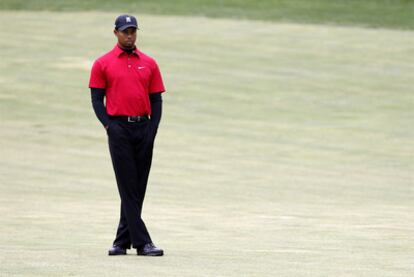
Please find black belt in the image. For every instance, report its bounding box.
[110,115,150,122]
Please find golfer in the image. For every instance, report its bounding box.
[89,14,165,256]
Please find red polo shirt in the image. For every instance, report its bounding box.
[89,44,165,116]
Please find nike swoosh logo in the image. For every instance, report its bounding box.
[138,66,145,69]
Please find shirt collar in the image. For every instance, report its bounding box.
[114,44,140,57]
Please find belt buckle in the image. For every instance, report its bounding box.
[127,116,148,122]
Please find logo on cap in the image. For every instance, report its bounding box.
[126,17,131,23]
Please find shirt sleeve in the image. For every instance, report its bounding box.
[149,62,165,94]
[89,60,107,89]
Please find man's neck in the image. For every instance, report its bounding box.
[118,44,136,54]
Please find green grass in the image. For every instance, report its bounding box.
[1,0,414,29]
[1,10,414,276]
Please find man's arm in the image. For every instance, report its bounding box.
[91,88,110,129]
[149,92,163,136]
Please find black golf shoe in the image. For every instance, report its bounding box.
[137,243,164,256]
[108,245,127,256]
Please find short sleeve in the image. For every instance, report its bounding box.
[149,62,165,94]
[89,60,107,88]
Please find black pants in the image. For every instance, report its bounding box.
[107,118,155,249]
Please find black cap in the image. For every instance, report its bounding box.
[114,14,138,31]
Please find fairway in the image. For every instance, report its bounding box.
[0,11,413,276]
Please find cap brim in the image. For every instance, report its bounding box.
[118,24,139,31]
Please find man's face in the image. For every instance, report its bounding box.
[114,27,137,49]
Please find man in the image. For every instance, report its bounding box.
[89,14,165,256]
